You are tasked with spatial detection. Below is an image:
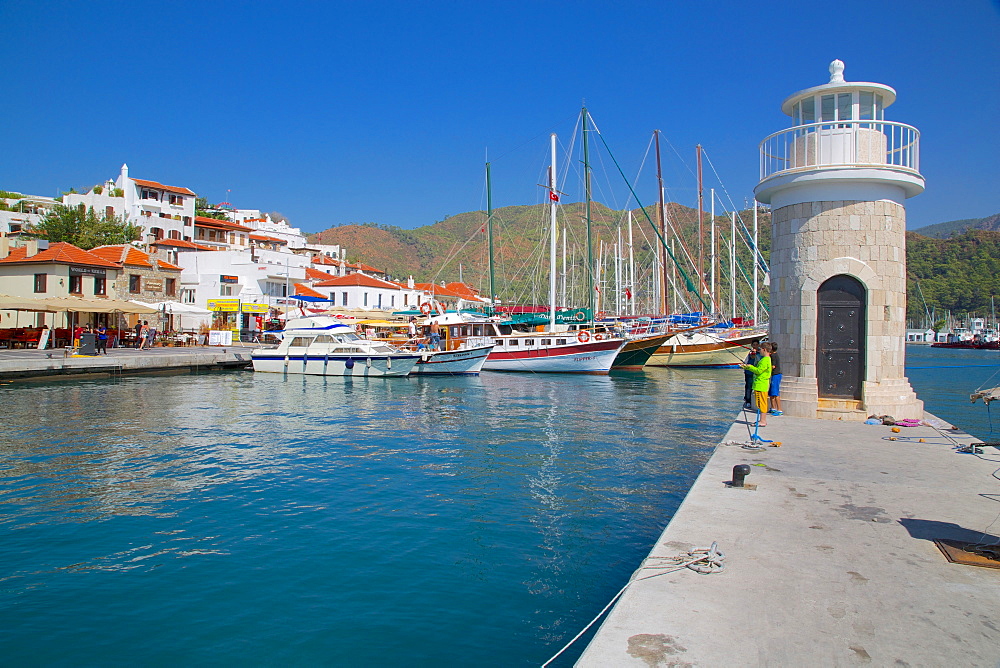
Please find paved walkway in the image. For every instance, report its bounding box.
[578,413,1000,667]
[0,344,258,380]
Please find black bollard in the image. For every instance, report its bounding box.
[732,464,751,488]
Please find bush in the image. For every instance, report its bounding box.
[92,185,103,195]
[112,188,124,197]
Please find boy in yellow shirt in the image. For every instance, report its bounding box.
[740,345,773,427]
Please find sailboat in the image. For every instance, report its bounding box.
[475,131,627,373]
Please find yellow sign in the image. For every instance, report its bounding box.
[241,303,268,313]
[207,299,240,312]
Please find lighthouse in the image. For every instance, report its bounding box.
[755,60,924,420]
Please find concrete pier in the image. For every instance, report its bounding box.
[578,414,1000,666]
[0,345,254,381]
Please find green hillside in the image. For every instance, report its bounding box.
[309,201,771,314]
[906,229,1000,321]
[910,212,1000,239]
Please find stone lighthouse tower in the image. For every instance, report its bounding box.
[755,60,924,420]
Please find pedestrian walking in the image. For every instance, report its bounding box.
[134,320,143,348]
[138,321,150,350]
[95,324,108,355]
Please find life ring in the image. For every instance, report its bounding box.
[577,330,591,343]
[574,311,586,322]
[420,302,432,315]
[594,333,604,341]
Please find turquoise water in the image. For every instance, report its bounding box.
[0,368,740,666]
[1,349,994,666]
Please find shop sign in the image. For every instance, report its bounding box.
[240,303,268,313]
[145,278,163,292]
[70,266,107,278]
[207,298,240,312]
[220,275,240,283]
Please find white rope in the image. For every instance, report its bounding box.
[540,543,724,667]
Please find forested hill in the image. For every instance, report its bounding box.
[307,201,769,306]
[910,212,1000,239]
[906,229,1000,320]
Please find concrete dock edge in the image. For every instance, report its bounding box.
[577,413,1000,666]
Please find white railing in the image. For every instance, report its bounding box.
[759,120,920,181]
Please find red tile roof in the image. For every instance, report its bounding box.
[314,273,403,290]
[249,233,286,244]
[131,178,196,197]
[444,282,484,300]
[305,266,336,281]
[413,282,463,299]
[90,245,182,271]
[313,255,343,266]
[348,261,382,273]
[194,216,252,232]
[0,242,121,269]
[150,238,212,250]
[294,284,327,299]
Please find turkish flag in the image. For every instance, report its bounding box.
[549,191,559,202]
[625,288,632,300]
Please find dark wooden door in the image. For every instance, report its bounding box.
[817,275,865,399]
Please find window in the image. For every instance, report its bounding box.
[820,94,835,122]
[141,189,159,200]
[801,97,815,124]
[95,276,106,295]
[220,284,233,296]
[181,289,195,304]
[69,275,82,294]
[524,339,535,346]
[377,293,382,308]
[494,339,504,346]
[288,337,312,347]
[159,212,168,218]
[106,206,115,218]
[183,216,192,226]
[837,93,852,125]
[342,292,348,306]
[165,278,176,296]
[363,292,368,306]
[556,339,567,345]
[129,275,141,293]
[169,194,183,205]
[541,339,551,345]
[390,295,395,307]
[169,230,180,240]
[508,339,518,346]
[33,273,46,293]
[859,91,874,121]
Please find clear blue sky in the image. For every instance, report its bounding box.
[3,0,997,232]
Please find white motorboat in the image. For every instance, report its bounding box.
[250,316,421,376]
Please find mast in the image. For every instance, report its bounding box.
[753,200,759,323]
[583,107,594,319]
[730,212,736,317]
[561,226,567,309]
[615,227,622,316]
[487,162,495,314]
[655,130,668,315]
[697,144,704,309]
[549,133,558,331]
[628,210,635,317]
[710,188,716,313]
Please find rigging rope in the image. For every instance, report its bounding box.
[540,543,725,667]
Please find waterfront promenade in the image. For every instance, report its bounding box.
[579,413,1000,666]
[0,344,254,380]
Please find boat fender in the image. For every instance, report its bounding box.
[366,357,372,368]
[577,330,591,343]
[387,357,391,370]
[420,302,432,315]
[345,357,355,369]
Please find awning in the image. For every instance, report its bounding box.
[0,294,58,312]
[132,300,212,315]
[41,297,158,313]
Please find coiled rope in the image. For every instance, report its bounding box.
[540,543,725,667]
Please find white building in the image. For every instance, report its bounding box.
[224,209,309,249]
[63,164,197,244]
[313,272,424,311]
[174,246,309,311]
[0,193,60,236]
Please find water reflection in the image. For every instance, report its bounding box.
[0,367,742,665]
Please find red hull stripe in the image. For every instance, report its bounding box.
[487,340,620,361]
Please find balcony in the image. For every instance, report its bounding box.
[759,120,920,182]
